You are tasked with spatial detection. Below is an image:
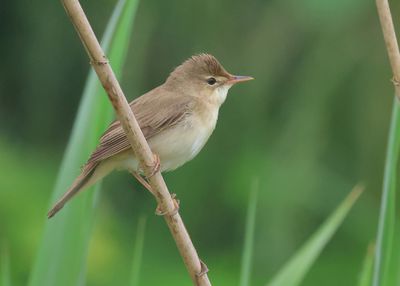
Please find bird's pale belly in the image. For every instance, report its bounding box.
[113,114,217,173]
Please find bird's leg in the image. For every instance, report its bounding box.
[128,152,159,195]
[155,193,180,216]
[129,170,156,196]
[130,171,180,216]
[146,153,161,178]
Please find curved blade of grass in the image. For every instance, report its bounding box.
[267,185,363,286]
[239,179,259,286]
[372,99,400,286]
[1,246,11,286]
[29,1,139,285]
[129,215,147,286]
[358,243,375,286]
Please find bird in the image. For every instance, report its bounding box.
[48,54,253,218]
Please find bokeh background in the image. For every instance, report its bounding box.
[1,0,399,285]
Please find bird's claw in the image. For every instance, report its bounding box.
[147,153,160,178]
[155,193,180,216]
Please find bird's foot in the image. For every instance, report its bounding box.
[146,153,161,178]
[155,193,180,216]
[196,260,209,277]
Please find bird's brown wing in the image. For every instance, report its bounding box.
[87,88,192,164]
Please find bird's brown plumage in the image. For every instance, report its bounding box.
[88,87,192,164]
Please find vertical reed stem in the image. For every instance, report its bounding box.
[374,0,400,284]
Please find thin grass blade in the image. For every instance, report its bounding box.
[129,215,147,286]
[267,185,363,286]
[28,1,139,285]
[373,99,400,286]
[239,179,259,286]
[358,243,375,286]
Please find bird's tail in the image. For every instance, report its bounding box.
[47,161,103,218]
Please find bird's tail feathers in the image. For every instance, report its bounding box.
[47,162,99,218]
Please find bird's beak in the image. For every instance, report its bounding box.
[227,75,254,84]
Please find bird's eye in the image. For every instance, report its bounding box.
[207,77,217,85]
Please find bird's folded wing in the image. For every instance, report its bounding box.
[87,90,192,164]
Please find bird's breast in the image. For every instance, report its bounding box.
[148,108,219,172]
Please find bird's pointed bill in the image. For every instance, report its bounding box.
[228,75,254,84]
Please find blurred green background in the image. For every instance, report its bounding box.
[0,0,398,285]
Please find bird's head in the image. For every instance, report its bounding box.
[166,54,253,106]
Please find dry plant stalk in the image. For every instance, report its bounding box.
[59,0,211,285]
[376,0,400,99]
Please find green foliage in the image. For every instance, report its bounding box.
[358,243,375,286]
[28,1,139,285]
[1,246,11,286]
[373,100,400,286]
[267,186,363,286]
[239,180,258,286]
[129,215,147,286]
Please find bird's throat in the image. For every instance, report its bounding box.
[214,85,231,106]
